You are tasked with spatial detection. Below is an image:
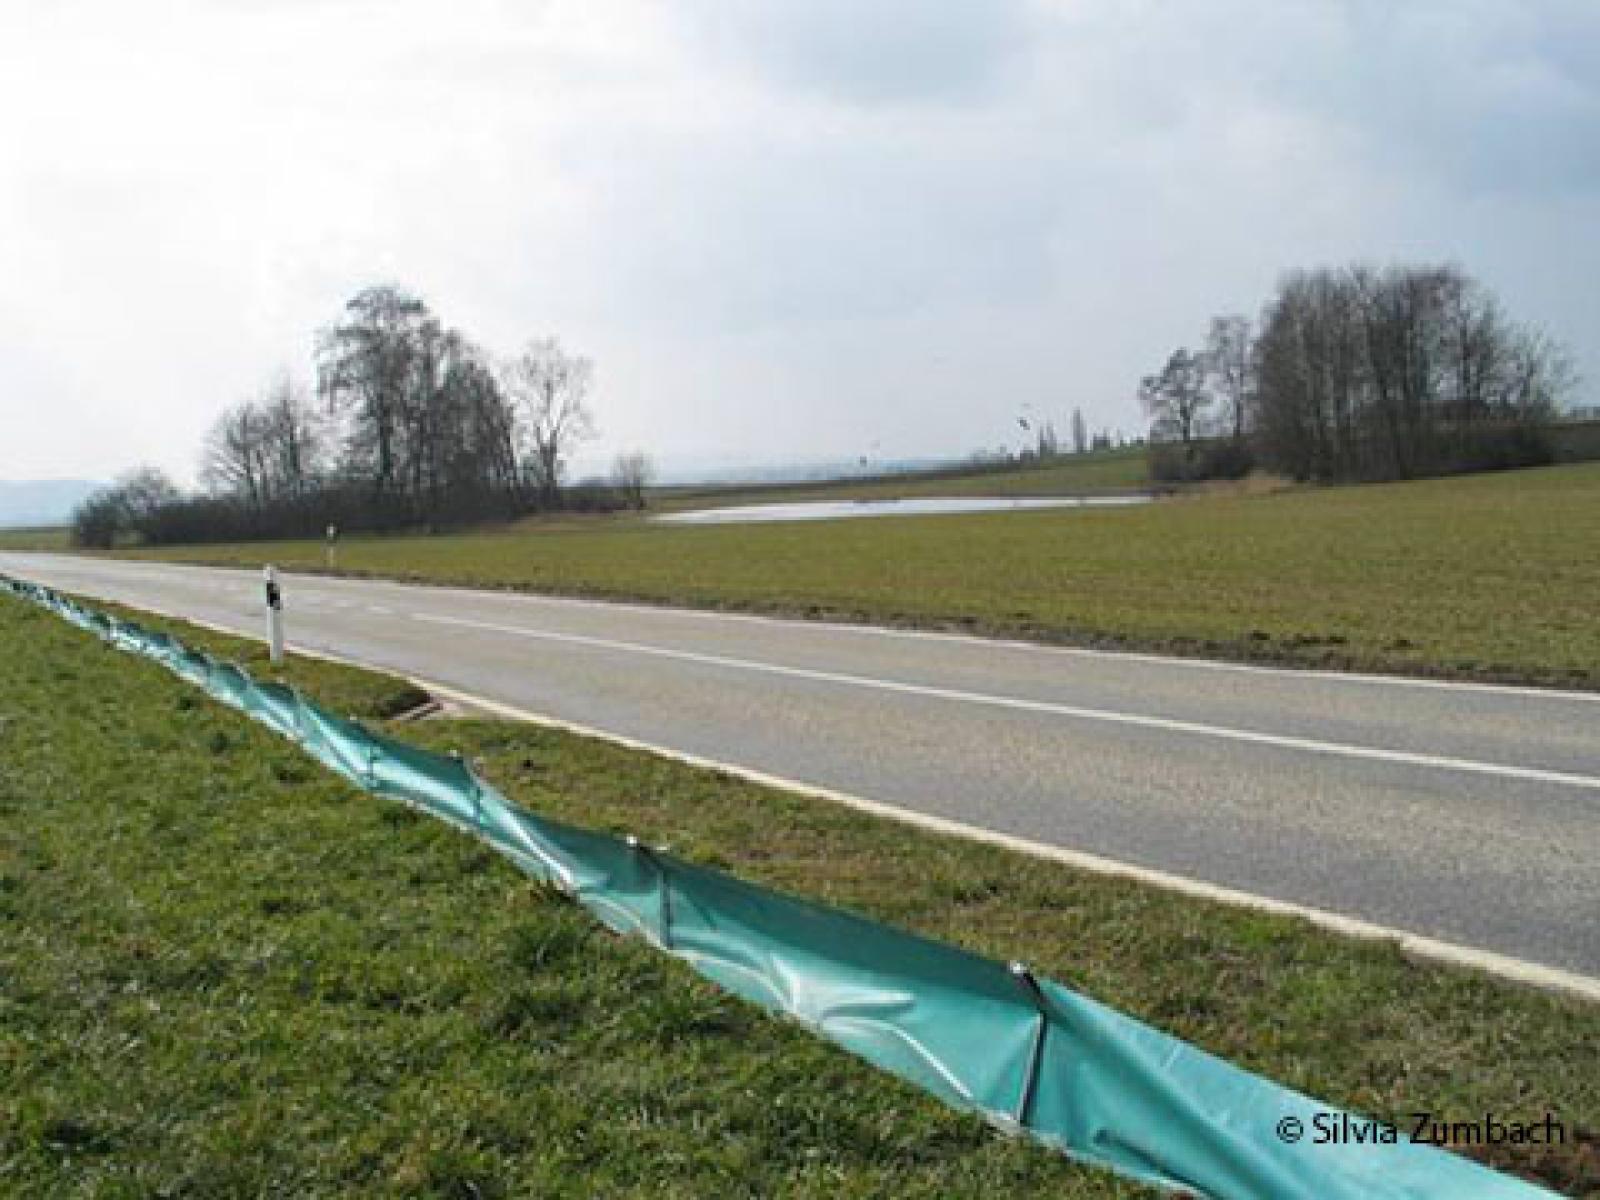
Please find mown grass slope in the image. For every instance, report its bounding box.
[0,594,1128,1197]
[128,461,1600,688]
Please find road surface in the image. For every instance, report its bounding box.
[4,551,1597,980]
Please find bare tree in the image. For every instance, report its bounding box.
[317,287,535,524]
[1205,314,1253,440]
[612,451,654,510]
[444,337,522,511]
[202,400,271,509]
[403,317,460,521]
[202,375,323,512]
[118,466,182,520]
[317,285,429,499]
[1502,327,1575,416]
[73,466,182,546]
[1253,262,1571,481]
[500,337,597,508]
[1033,420,1058,458]
[71,489,125,548]
[1139,347,1211,468]
[259,372,324,500]
[76,285,629,545]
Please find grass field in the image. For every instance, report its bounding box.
[3,590,1596,1195]
[0,525,69,552]
[652,447,1151,511]
[126,461,1600,689]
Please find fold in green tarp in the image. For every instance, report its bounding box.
[0,574,1556,1200]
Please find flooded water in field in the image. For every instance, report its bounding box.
[656,494,1152,526]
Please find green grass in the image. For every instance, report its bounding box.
[3,591,1597,1195]
[0,594,1128,1197]
[127,461,1600,688]
[652,447,1150,511]
[0,525,70,552]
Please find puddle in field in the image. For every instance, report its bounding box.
[656,494,1152,526]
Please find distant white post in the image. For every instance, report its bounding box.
[264,564,285,665]
[325,523,338,569]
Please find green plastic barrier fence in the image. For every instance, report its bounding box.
[0,574,1557,1199]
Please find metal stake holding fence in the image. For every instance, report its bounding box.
[1008,961,1051,1129]
[288,686,309,746]
[627,836,674,949]
[452,751,485,828]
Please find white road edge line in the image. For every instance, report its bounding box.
[410,611,1600,793]
[417,678,1600,1005]
[16,583,1599,1004]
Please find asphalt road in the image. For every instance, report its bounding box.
[5,551,1598,980]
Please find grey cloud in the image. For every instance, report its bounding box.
[675,0,1033,105]
[1019,2,1600,195]
[562,131,1061,332]
[1,0,1596,483]
[1265,2,1600,195]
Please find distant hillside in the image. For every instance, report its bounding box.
[0,479,100,528]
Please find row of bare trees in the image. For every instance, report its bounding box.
[312,286,542,527]
[1142,263,1576,482]
[76,286,654,547]
[202,374,324,509]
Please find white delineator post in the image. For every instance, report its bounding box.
[264,564,285,665]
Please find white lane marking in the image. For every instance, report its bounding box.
[411,611,1600,793]
[9,551,1599,703]
[17,576,1597,1002]
[366,605,393,615]
[417,679,1600,1005]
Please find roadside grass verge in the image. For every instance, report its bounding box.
[0,525,69,553]
[123,461,1600,689]
[5,591,1596,1194]
[0,593,1130,1197]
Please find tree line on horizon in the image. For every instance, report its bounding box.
[73,285,652,547]
[1140,261,1577,484]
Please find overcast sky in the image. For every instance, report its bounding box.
[2,0,1596,485]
